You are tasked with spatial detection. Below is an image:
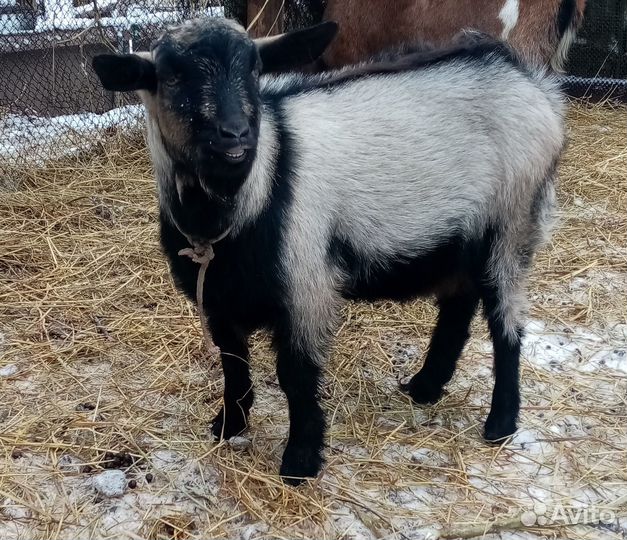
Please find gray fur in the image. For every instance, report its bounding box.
[248,59,564,346]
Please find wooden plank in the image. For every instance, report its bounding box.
[246,0,284,38]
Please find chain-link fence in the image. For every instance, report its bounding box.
[0,0,326,168]
[563,0,627,100]
[0,0,225,167]
[1,0,625,169]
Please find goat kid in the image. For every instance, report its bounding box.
[92,18,565,484]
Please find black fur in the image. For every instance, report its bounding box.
[259,21,338,73]
[329,230,490,302]
[482,293,523,442]
[159,101,295,328]
[156,31,262,177]
[92,54,156,92]
[159,100,331,483]
[403,292,480,404]
[557,0,578,38]
[330,227,522,438]
[264,34,525,101]
[274,330,326,482]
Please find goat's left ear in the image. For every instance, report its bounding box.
[255,21,338,73]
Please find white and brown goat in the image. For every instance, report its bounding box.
[321,0,586,71]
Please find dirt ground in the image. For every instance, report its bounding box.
[0,101,626,539]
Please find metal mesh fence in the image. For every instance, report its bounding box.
[562,0,627,101]
[566,0,627,79]
[0,0,224,167]
[1,0,625,169]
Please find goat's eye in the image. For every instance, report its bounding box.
[163,75,179,87]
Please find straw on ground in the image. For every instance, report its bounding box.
[0,101,625,540]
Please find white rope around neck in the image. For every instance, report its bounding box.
[177,226,232,357]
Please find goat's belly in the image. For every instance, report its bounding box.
[334,231,493,302]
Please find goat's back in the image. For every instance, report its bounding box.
[262,54,563,261]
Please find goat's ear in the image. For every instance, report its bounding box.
[92,53,157,92]
[255,21,338,73]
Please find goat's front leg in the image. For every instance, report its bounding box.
[275,333,327,485]
[209,319,254,440]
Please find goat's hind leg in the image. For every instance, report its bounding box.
[481,273,524,442]
[481,171,558,441]
[483,280,522,441]
[402,290,479,404]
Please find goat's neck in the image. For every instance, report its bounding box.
[231,108,278,235]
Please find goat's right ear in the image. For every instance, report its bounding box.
[92,54,157,92]
[255,21,338,73]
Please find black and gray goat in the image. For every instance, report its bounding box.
[92,18,564,484]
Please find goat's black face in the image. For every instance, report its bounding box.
[93,18,337,184]
[151,21,262,174]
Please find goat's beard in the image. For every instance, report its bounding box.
[168,163,237,244]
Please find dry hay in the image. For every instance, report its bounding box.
[0,101,625,540]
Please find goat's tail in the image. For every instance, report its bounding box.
[551,0,587,72]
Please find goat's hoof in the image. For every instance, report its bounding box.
[401,373,443,404]
[483,412,517,443]
[280,444,323,486]
[211,406,248,440]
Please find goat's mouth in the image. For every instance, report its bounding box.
[222,148,247,164]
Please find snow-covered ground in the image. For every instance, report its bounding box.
[0,2,223,35]
[0,105,145,165]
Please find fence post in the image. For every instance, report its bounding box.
[247,0,284,38]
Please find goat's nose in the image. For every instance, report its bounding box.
[218,121,250,140]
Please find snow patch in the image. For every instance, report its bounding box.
[410,447,449,466]
[150,449,186,471]
[328,504,376,540]
[93,470,127,497]
[238,522,270,540]
[609,323,627,342]
[0,364,18,377]
[523,319,626,373]
[588,348,627,374]
[57,453,85,472]
[387,485,433,510]
[227,435,252,450]
[1,499,31,520]
[22,4,223,33]
[567,269,627,305]
[1,105,144,165]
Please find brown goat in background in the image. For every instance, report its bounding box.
[321,0,587,71]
